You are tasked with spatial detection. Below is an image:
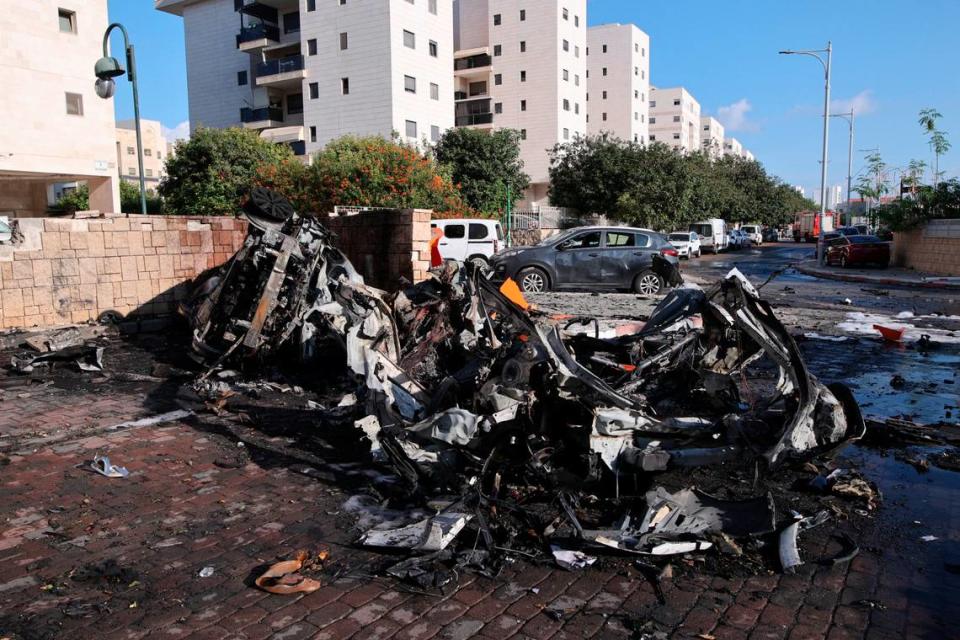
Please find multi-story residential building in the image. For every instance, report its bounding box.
[648,87,701,154]
[743,149,754,162]
[116,120,173,188]
[585,23,649,145]
[156,0,454,157]
[0,0,120,217]
[453,0,587,207]
[723,136,743,158]
[813,185,843,210]
[699,116,724,158]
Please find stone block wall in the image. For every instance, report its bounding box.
[324,209,432,289]
[892,219,960,276]
[0,215,247,330]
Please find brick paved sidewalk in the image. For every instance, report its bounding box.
[1,339,957,639]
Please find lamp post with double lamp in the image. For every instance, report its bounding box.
[779,42,832,264]
[830,109,854,225]
[94,23,146,215]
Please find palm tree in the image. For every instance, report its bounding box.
[918,108,942,133]
[905,159,927,196]
[918,108,948,187]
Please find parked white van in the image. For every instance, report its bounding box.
[689,219,728,254]
[739,224,763,246]
[431,219,505,266]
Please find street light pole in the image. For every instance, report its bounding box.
[830,109,854,225]
[94,23,146,215]
[780,42,832,264]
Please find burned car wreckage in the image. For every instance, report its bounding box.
[183,189,865,572]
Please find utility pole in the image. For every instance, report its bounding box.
[830,110,854,225]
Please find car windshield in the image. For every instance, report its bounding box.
[669,233,690,242]
[849,235,882,244]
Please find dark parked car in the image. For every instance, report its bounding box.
[490,226,682,294]
[825,235,890,268]
[836,226,861,236]
[761,227,779,243]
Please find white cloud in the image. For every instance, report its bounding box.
[162,120,190,143]
[830,90,877,116]
[717,99,760,133]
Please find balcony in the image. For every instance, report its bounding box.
[235,0,278,22]
[455,113,494,127]
[455,98,493,127]
[236,23,280,51]
[256,54,306,88]
[240,106,284,129]
[454,54,492,71]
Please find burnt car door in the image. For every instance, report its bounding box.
[553,230,603,287]
[601,231,652,287]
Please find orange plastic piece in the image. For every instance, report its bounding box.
[429,227,444,268]
[873,324,904,342]
[255,550,323,595]
[619,364,637,373]
[499,278,531,311]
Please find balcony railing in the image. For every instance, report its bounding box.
[236,23,280,47]
[454,54,492,71]
[256,55,305,78]
[455,113,494,126]
[235,0,278,22]
[240,106,284,123]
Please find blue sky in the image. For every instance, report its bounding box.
[111,0,958,196]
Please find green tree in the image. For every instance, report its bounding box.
[54,184,89,213]
[432,128,529,215]
[918,108,950,188]
[548,134,645,215]
[159,127,294,216]
[119,181,164,214]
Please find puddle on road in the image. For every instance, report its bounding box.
[800,338,959,425]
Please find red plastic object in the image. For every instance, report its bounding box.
[873,324,904,342]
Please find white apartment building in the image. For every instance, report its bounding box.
[813,185,843,210]
[116,120,173,187]
[0,0,120,217]
[723,136,743,158]
[156,0,454,156]
[585,23,649,145]
[648,87,701,154]
[743,149,754,162]
[699,116,724,159]
[453,0,587,207]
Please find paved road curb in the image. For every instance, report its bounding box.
[795,261,960,290]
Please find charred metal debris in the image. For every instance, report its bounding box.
[183,188,868,580]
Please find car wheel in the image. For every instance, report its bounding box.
[517,267,548,293]
[695,248,701,258]
[633,271,663,295]
[468,255,490,270]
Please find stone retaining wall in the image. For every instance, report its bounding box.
[892,219,960,276]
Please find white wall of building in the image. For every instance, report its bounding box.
[648,87,700,154]
[586,23,649,144]
[699,116,724,158]
[723,136,743,158]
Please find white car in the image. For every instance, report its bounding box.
[740,224,762,246]
[668,231,701,259]
[431,219,505,266]
[727,230,741,250]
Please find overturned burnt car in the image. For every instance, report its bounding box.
[183,188,865,564]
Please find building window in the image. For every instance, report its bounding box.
[429,0,437,14]
[562,7,568,20]
[404,75,416,93]
[562,39,569,52]
[405,120,417,138]
[493,13,501,25]
[519,41,526,52]
[602,44,607,53]
[520,70,526,82]
[635,43,638,53]
[65,92,83,116]
[494,102,502,114]
[673,115,680,122]
[650,100,656,107]
[308,0,316,10]
[309,82,319,99]
[308,39,317,55]
[339,0,345,4]
[430,82,439,100]
[493,44,502,56]
[310,126,317,142]
[574,15,579,27]
[634,66,639,76]
[144,148,152,157]
[341,77,350,94]
[574,74,579,86]
[126,146,134,155]
[519,9,525,20]
[574,45,579,58]
[431,125,440,142]
[287,93,303,114]
[574,103,579,114]
[562,99,569,111]
[145,168,153,177]
[634,90,638,99]
[58,8,77,33]
[520,129,527,140]
[238,70,248,85]
[520,99,526,111]
[429,40,438,57]
[634,134,638,142]
[602,112,607,121]
[128,168,136,176]
[283,12,300,34]
[562,69,568,81]
[650,116,656,124]
[673,99,681,106]
[602,90,607,99]
[340,32,348,49]
[494,73,502,85]
[642,70,646,80]
[563,128,569,140]
[649,134,656,141]
[634,112,638,120]
[673,133,680,139]
[403,30,415,49]
[602,67,607,76]
[642,47,646,56]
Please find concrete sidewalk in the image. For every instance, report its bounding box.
[796,260,960,290]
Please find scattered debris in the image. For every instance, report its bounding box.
[198,566,215,578]
[779,511,830,573]
[874,324,905,343]
[89,455,129,479]
[920,535,939,542]
[11,344,104,373]
[254,550,326,595]
[551,546,597,570]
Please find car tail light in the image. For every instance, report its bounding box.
[660,247,679,257]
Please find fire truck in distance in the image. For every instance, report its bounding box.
[793,211,836,243]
